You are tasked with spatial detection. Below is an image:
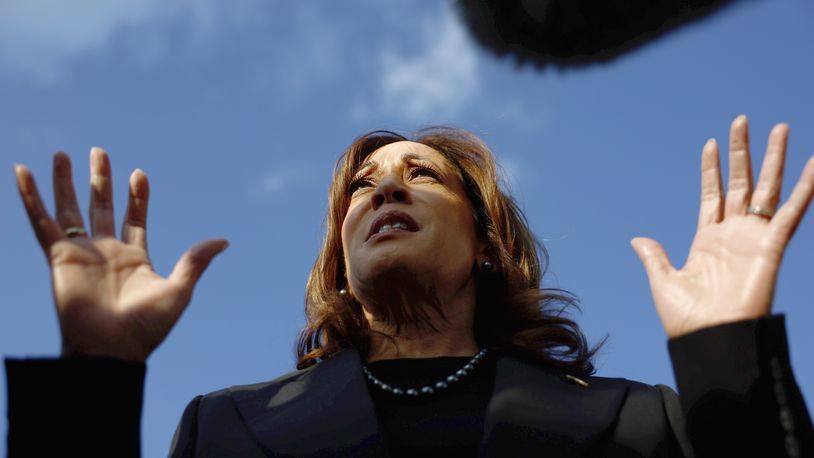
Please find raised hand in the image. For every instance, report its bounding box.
[631,115,814,338]
[15,148,228,361]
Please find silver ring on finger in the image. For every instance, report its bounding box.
[65,226,87,238]
[746,206,775,219]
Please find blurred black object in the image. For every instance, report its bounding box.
[456,0,735,68]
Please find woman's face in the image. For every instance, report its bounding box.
[341,141,482,304]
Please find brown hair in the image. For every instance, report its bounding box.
[297,127,599,376]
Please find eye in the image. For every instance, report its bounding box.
[409,164,441,180]
[348,178,373,195]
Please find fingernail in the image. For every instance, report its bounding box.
[15,165,29,193]
[705,138,716,147]
[90,147,110,174]
[90,147,104,164]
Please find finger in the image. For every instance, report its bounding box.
[15,164,65,253]
[770,154,814,243]
[167,239,229,304]
[53,152,87,235]
[697,138,724,229]
[630,237,674,280]
[750,123,788,213]
[122,169,149,249]
[89,147,115,237]
[724,115,754,217]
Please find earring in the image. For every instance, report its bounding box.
[339,288,349,296]
[481,260,493,273]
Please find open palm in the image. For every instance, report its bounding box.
[632,116,814,337]
[15,148,228,361]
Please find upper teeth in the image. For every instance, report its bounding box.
[378,222,408,233]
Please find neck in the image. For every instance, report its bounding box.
[363,285,479,362]
[366,322,479,362]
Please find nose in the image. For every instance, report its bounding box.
[370,175,409,209]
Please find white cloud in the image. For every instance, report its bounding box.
[0,0,235,84]
[261,172,287,194]
[492,99,550,132]
[243,3,348,99]
[257,162,311,196]
[274,4,343,95]
[497,157,522,191]
[378,4,479,122]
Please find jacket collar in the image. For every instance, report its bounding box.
[230,350,388,457]
[231,349,627,457]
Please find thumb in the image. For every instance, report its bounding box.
[630,237,673,280]
[169,238,229,297]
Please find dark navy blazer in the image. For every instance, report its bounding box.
[6,316,813,457]
[165,316,812,457]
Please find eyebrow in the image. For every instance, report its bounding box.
[355,153,436,175]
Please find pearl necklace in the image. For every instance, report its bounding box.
[363,349,488,396]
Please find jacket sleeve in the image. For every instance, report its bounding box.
[668,314,813,457]
[4,356,146,458]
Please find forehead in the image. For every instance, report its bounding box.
[363,141,448,167]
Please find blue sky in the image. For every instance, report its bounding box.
[2,0,812,455]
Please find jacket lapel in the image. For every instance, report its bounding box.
[231,350,627,457]
[480,354,629,457]
[231,350,388,457]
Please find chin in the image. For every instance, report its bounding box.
[350,247,441,297]
[356,253,427,284]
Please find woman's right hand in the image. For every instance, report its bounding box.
[15,147,228,362]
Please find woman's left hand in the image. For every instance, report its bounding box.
[631,115,814,338]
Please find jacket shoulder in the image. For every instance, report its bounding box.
[202,364,316,400]
[170,364,322,457]
[591,376,692,457]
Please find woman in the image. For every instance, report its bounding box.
[6,115,814,457]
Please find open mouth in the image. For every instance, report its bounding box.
[367,210,419,241]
